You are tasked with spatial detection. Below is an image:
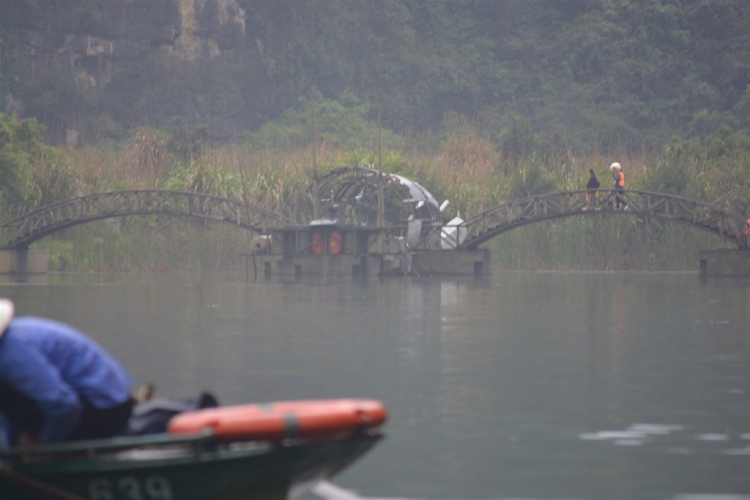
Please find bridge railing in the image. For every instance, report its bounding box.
[1,190,295,250]
[457,189,748,250]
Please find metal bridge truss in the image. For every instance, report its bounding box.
[457,189,748,250]
[0,190,295,250]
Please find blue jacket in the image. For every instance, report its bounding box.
[0,317,132,443]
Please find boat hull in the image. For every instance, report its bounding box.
[0,433,381,500]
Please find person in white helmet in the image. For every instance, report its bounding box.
[610,162,625,210]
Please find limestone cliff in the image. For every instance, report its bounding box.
[2,0,269,143]
[170,0,247,61]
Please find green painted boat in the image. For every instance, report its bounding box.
[0,399,387,500]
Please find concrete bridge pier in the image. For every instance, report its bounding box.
[0,250,49,275]
[699,249,750,277]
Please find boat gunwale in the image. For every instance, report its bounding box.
[0,430,216,459]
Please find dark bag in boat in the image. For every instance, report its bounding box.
[126,392,219,435]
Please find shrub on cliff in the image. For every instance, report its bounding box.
[0,113,75,217]
[0,113,39,214]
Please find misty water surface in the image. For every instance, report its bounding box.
[1,272,748,500]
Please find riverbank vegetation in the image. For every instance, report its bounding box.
[1,107,748,272]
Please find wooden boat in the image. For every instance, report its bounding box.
[0,398,387,500]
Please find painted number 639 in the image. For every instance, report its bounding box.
[89,475,173,500]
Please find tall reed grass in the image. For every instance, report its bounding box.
[29,121,742,272]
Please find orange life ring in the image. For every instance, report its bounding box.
[167,399,388,443]
[312,231,325,255]
[328,230,342,255]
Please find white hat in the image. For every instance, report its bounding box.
[609,162,621,171]
[0,299,14,337]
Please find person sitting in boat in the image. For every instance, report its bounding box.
[0,299,134,446]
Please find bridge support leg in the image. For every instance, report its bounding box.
[698,249,750,277]
[0,250,49,275]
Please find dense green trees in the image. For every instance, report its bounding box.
[242,0,750,151]
[0,115,42,215]
[2,0,748,149]
[0,18,6,113]
[0,114,37,210]
[0,113,75,217]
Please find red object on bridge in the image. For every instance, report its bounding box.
[328,230,343,255]
[312,231,326,254]
[167,399,388,443]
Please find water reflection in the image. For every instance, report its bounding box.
[0,273,50,285]
[0,272,748,499]
[312,481,750,500]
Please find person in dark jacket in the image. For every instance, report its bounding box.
[585,169,600,208]
[0,299,134,446]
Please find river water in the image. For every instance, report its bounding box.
[1,272,749,500]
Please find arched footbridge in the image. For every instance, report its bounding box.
[0,190,294,250]
[456,189,748,250]
[2,188,747,252]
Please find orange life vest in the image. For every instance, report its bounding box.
[614,171,625,188]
